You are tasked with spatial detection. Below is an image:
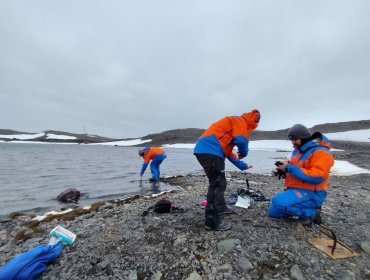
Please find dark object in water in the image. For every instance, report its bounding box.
[57,188,81,203]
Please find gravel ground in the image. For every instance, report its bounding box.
[1,171,369,280]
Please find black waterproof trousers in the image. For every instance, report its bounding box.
[196,154,227,212]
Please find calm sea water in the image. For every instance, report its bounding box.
[0,143,287,216]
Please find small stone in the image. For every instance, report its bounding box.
[105,264,113,276]
[234,257,253,273]
[326,270,335,277]
[185,270,202,280]
[174,235,187,247]
[151,271,162,280]
[218,263,232,273]
[360,241,370,254]
[217,239,241,253]
[294,223,306,236]
[341,201,351,207]
[290,264,304,280]
[89,255,102,265]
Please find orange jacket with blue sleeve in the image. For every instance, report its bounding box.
[142,147,166,163]
[140,147,167,175]
[285,135,334,192]
[193,110,260,169]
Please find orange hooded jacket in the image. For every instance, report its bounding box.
[193,110,260,160]
[142,147,166,164]
[285,135,334,192]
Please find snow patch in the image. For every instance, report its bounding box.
[46,134,77,140]
[330,160,370,176]
[0,133,45,140]
[326,129,370,142]
[33,208,74,221]
[93,138,152,146]
[164,143,195,149]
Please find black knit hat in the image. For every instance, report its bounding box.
[288,124,312,140]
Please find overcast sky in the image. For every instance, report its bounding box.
[1,1,369,138]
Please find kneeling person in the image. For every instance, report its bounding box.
[268,124,334,226]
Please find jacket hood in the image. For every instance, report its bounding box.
[300,132,332,152]
[241,109,260,131]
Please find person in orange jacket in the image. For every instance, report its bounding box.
[193,109,261,231]
[139,147,167,182]
[268,124,334,226]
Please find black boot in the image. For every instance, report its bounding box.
[313,208,322,225]
[301,208,322,227]
[204,205,231,231]
[218,205,235,215]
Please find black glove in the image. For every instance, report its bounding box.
[273,161,286,180]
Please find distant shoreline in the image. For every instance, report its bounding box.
[1,119,369,145]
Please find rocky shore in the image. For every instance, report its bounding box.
[1,171,369,280]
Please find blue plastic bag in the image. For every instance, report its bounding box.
[0,242,62,280]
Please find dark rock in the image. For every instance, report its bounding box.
[89,255,102,265]
[105,264,114,276]
[57,188,81,203]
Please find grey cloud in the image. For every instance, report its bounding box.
[1,1,369,137]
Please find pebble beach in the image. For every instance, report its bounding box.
[1,170,369,280]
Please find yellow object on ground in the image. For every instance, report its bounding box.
[308,237,358,259]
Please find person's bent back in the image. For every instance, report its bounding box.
[139,147,167,182]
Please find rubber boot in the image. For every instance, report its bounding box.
[218,205,235,215]
[301,208,322,227]
[204,204,231,231]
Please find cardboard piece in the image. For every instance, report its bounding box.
[308,237,359,259]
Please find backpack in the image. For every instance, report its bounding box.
[0,242,63,280]
[142,200,182,222]
[154,200,174,213]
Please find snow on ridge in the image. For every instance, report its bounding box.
[0,133,45,140]
[0,132,76,141]
[2,140,78,145]
[325,129,370,142]
[92,138,152,146]
[46,134,77,140]
[163,143,195,149]
[249,140,293,151]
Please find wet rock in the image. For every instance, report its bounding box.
[0,216,11,223]
[57,188,81,203]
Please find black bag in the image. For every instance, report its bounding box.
[142,200,180,220]
[154,200,174,213]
